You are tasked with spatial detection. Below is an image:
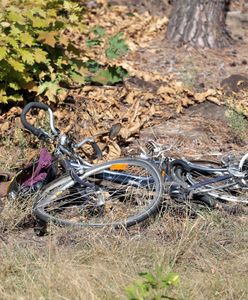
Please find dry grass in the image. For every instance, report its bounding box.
[0,199,33,233]
[0,143,248,300]
[0,207,248,300]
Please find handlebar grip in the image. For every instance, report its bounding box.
[21,102,50,140]
[91,141,102,159]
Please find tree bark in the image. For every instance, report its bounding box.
[167,0,232,48]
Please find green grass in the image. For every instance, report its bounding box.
[226,109,248,141]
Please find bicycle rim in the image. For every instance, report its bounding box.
[33,158,163,228]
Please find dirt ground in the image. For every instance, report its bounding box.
[121,0,248,90]
[112,0,248,160]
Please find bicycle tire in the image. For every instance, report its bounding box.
[170,159,228,186]
[171,159,248,204]
[33,158,163,228]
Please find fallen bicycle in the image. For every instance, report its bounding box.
[1,102,248,232]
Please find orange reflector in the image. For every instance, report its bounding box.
[161,170,166,177]
[110,163,129,171]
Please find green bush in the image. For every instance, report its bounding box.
[226,109,248,140]
[125,269,180,300]
[86,27,129,85]
[0,0,129,104]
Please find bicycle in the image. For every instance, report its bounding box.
[14,102,164,228]
[142,139,248,209]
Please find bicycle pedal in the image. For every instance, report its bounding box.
[145,141,155,154]
[145,140,162,155]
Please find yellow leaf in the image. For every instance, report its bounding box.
[18,49,34,64]
[7,11,25,24]
[33,49,48,63]
[19,32,34,46]
[31,17,50,28]
[59,35,70,46]
[5,36,19,48]
[8,58,25,72]
[0,46,7,61]
[38,31,57,47]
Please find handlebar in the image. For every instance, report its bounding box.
[21,102,58,140]
[21,102,103,159]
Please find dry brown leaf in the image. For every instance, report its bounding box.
[194,89,217,102]
[125,91,136,104]
[207,96,221,105]
[176,104,183,114]
[157,86,175,95]
[107,141,121,160]
[119,127,130,140]
[8,107,22,115]
[181,97,194,107]
[0,121,9,132]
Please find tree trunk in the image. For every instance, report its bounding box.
[167,0,232,48]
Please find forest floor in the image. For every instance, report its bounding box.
[1,1,248,299]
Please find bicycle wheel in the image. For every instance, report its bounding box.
[33,158,163,228]
[170,159,226,187]
[171,159,248,204]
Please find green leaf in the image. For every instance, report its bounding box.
[84,60,101,73]
[37,81,51,95]
[31,17,50,28]
[47,9,57,18]
[86,38,102,48]
[10,26,22,36]
[0,0,88,105]
[18,49,34,64]
[5,36,19,48]
[7,11,25,24]
[64,1,81,13]
[162,273,180,287]
[125,280,150,300]
[91,25,105,38]
[0,46,7,61]
[8,58,25,72]
[90,66,128,85]
[69,72,85,84]
[139,272,157,288]
[90,69,112,85]
[106,32,128,59]
[69,14,78,23]
[19,32,34,46]
[8,93,23,102]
